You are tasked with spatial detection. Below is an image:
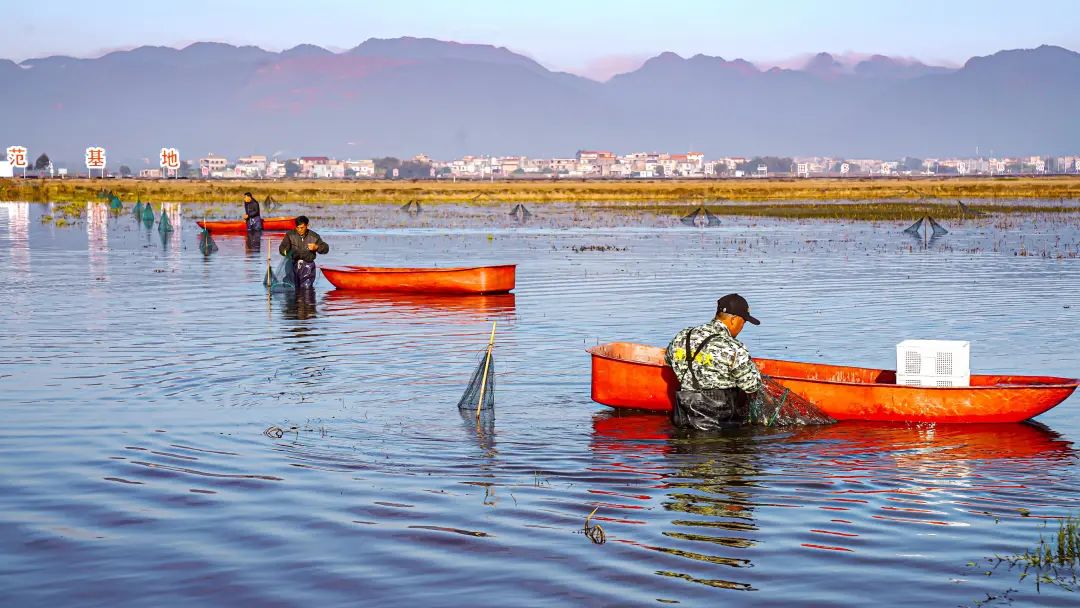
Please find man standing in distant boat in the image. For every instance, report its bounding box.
[278,216,329,290]
[242,192,263,232]
[665,293,762,430]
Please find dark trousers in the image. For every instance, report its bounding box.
[672,388,748,431]
[295,260,317,289]
[247,216,264,232]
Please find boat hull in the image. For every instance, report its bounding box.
[322,264,516,295]
[588,342,1077,423]
[196,217,296,233]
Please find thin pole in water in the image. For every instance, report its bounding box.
[475,321,497,420]
[265,238,272,286]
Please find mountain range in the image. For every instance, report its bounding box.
[2,37,1078,166]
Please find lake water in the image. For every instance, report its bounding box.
[1,200,1079,607]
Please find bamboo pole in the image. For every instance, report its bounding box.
[475,321,497,420]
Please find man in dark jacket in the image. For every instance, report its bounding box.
[278,215,329,289]
[242,192,263,232]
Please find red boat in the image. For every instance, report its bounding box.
[196,217,297,233]
[322,264,516,295]
[588,342,1078,423]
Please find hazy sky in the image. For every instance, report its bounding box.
[3,0,1078,79]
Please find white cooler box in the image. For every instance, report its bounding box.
[896,340,970,387]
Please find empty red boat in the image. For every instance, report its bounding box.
[196,217,297,233]
[322,264,516,295]
[588,342,1077,423]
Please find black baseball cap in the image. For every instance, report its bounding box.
[716,293,760,325]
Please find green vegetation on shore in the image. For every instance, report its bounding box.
[4,177,1080,221]
[4,176,1080,206]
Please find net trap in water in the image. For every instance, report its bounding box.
[458,322,497,421]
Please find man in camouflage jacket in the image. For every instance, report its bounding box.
[664,293,762,430]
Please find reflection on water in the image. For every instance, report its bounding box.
[244,231,262,255]
[279,288,318,321]
[323,290,516,321]
[590,412,1078,596]
[1,201,1078,607]
[1,202,30,273]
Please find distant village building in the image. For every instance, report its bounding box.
[107,148,1074,181]
[235,155,268,178]
[345,159,376,178]
[199,154,228,178]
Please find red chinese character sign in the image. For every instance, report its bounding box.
[159,147,180,177]
[85,146,107,177]
[6,146,29,172]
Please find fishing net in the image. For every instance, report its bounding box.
[263,195,280,214]
[198,227,218,255]
[509,204,533,220]
[158,209,173,232]
[132,201,143,218]
[400,200,414,212]
[703,209,723,226]
[903,217,924,236]
[141,204,155,224]
[264,254,297,291]
[457,348,495,413]
[928,216,949,237]
[746,375,835,427]
[108,194,123,211]
[957,200,985,217]
[680,207,702,226]
[400,200,422,214]
[96,189,109,199]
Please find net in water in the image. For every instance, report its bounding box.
[264,254,297,291]
[109,194,123,211]
[903,217,925,236]
[457,349,495,413]
[957,200,984,217]
[703,209,723,227]
[141,204,155,224]
[746,375,834,427]
[928,216,949,237]
[680,207,703,226]
[263,195,280,214]
[132,201,143,218]
[158,209,174,232]
[198,227,218,255]
[509,204,533,221]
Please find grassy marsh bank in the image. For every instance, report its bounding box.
[4,176,1080,207]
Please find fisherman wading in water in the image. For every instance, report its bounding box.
[665,293,763,431]
[242,192,263,232]
[278,216,329,290]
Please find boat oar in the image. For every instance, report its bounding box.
[475,321,497,420]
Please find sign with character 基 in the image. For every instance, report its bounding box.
[160,147,180,177]
[85,146,107,177]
